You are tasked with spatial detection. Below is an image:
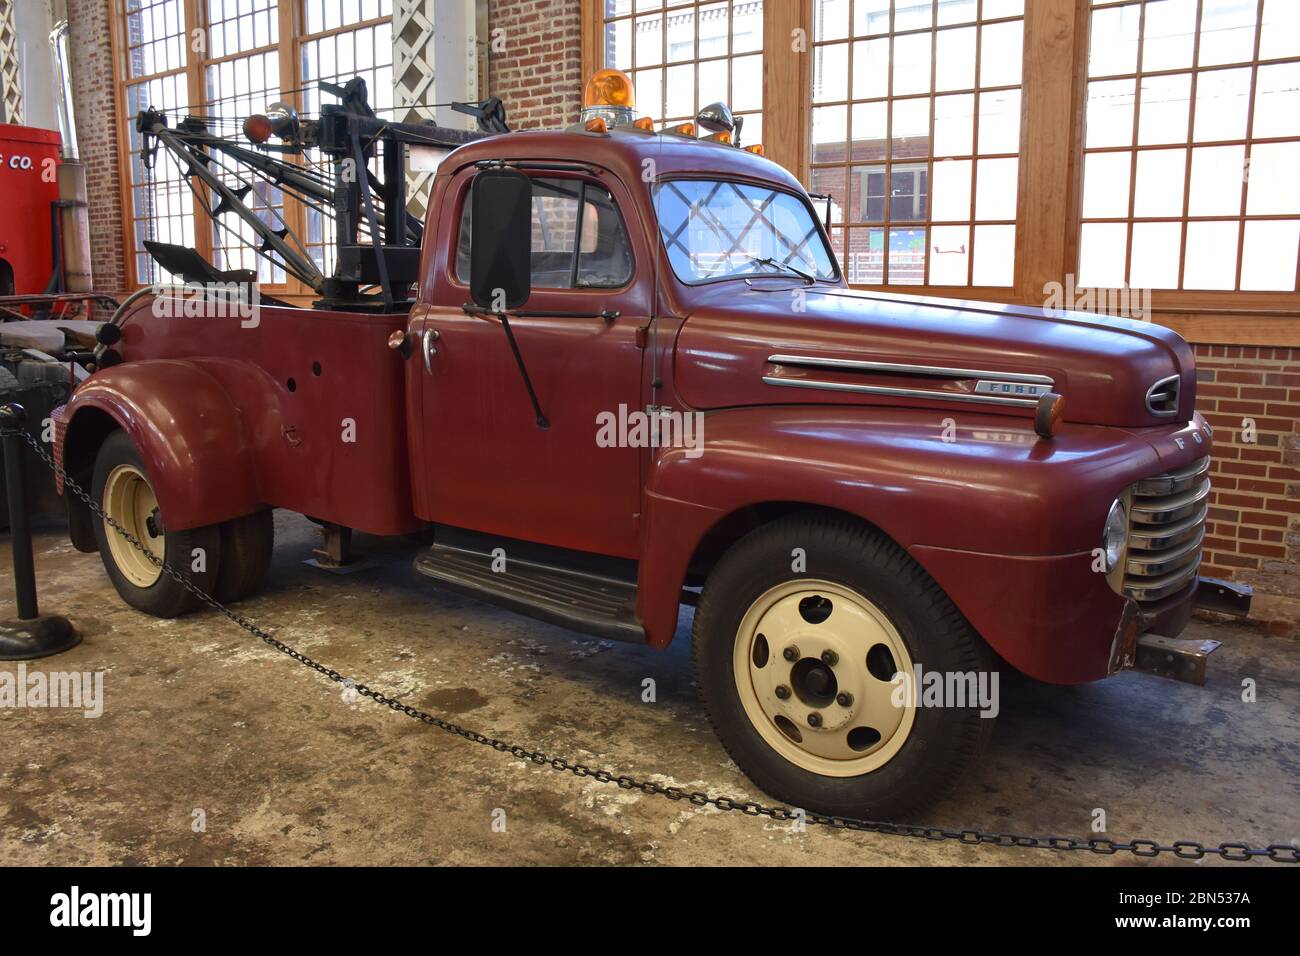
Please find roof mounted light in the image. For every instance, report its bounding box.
[702,130,732,145]
[584,116,609,133]
[581,68,636,128]
[662,121,696,138]
[696,102,747,146]
[744,144,765,156]
[697,102,735,134]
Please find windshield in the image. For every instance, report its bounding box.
[653,179,839,284]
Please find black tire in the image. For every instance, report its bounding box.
[692,512,995,819]
[91,430,222,618]
[215,509,274,603]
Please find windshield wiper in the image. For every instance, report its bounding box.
[743,255,816,284]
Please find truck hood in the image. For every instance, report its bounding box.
[672,285,1196,428]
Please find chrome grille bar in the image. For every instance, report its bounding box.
[1133,457,1210,496]
[1123,456,1210,602]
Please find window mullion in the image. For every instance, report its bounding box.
[281,0,310,298]
[184,0,214,265]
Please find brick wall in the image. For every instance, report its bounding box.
[487,0,582,131]
[1195,344,1300,616]
[67,0,126,297]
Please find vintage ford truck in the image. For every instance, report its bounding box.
[50,71,1240,816]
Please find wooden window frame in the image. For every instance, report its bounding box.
[107,0,393,301]
[582,0,1300,344]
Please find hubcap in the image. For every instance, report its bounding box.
[732,580,916,777]
[102,464,164,588]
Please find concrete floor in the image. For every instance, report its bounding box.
[2,511,1297,867]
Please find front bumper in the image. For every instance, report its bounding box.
[1116,576,1253,685]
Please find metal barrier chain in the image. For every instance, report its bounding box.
[21,431,1300,864]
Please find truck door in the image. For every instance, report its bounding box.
[408,169,650,559]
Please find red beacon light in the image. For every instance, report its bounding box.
[243,113,273,144]
[243,101,300,145]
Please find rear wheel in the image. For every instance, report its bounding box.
[92,430,222,617]
[215,509,274,602]
[693,513,995,818]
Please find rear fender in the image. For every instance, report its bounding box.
[60,360,259,532]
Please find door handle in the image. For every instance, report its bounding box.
[422,328,439,373]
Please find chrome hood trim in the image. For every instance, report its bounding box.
[763,354,1057,409]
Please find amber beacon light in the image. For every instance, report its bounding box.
[581,69,637,128]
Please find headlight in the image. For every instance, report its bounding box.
[1102,498,1127,572]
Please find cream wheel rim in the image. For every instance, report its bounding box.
[732,579,916,777]
[102,463,164,588]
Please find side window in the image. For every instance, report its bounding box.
[455,176,633,289]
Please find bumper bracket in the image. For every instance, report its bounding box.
[1194,576,1253,617]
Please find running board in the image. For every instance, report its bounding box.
[414,534,645,643]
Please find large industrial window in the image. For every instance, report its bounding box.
[204,0,285,283]
[808,0,1025,288]
[601,0,765,144]
[299,1,394,274]
[120,0,195,286]
[1078,0,1300,293]
[111,0,395,290]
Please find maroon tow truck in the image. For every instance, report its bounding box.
[51,71,1247,815]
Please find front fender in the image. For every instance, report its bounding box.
[61,360,259,532]
[636,405,1170,680]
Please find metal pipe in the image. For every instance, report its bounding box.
[49,21,77,161]
[0,405,39,620]
[49,21,93,294]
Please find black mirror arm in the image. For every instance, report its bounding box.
[461,303,549,430]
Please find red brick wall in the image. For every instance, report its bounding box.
[487,0,582,131]
[67,0,126,297]
[1196,345,1300,603]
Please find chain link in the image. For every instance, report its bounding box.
[19,430,1299,864]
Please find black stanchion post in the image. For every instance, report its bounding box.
[0,402,80,659]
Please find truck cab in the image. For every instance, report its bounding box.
[53,70,1233,817]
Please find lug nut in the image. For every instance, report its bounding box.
[783,646,799,662]
[820,650,839,667]
[836,692,853,707]
[807,712,822,728]
[775,685,791,700]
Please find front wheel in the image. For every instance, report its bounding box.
[693,514,995,819]
[92,430,222,618]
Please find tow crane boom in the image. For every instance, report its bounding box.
[136,77,491,312]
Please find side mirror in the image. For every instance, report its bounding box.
[469,168,532,311]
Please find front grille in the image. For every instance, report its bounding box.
[1123,456,1210,602]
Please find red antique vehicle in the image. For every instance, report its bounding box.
[51,71,1245,816]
